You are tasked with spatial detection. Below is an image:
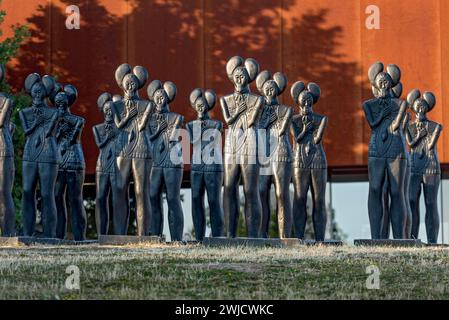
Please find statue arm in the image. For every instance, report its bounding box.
[313,116,328,145]
[149,125,165,141]
[70,118,85,144]
[220,97,239,125]
[46,111,61,137]
[248,96,263,128]
[169,115,184,142]
[428,124,443,150]
[138,103,153,132]
[279,107,293,136]
[391,100,407,132]
[363,102,384,128]
[20,110,37,136]
[0,98,13,128]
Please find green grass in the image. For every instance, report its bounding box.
[0,244,448,299]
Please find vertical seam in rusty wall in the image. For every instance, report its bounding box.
[202,0,206,89]
[280,0,283,104]
[125,0,129,62]
[49,0,52,74]
[359,0,364,165]
[439,0,445,161]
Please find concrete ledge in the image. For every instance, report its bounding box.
[203,237,303,248]
[1,237,98,246]
[98,235,164,245]
[354,239,423,247]
[303,239,344,246]
[0,237,19,246]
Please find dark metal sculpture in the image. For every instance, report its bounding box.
[111,64,152,236]
[0,65,15,237]
[93,93,119,236]
[147,80,184,241]
[256,71,293,239]
[221,56,263,238]
[363,62,408,239]
[50,83,87,241]
[20,73,60,238]
[406,89,442,244]
[187,88,224,241]
[290,81,328,241]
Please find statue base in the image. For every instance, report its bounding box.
[0,236,98,246]
[98,235,165,245]
[354,239,423,247]
[303,239,344,246]
[204,237,304,248]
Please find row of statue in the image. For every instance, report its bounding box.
[0,58,443,244]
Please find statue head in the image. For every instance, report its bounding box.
[190,88,216,120]
[407,89,436,121]
[25,73,55,106]
[49,83,78,112]
[291,81,321,115]
[256,71,287,105]
[97,92,114,123]
[368,62,401,99]
[226,56,259,92]
[147,80,177,113]
[115,64,148,99]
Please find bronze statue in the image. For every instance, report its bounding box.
[256,71,293,239]
[93,93,119,236]
[0,65,15,237]
[20,73,61,238]
[147,80,184,241]
[221,56,263,238]
[290,82,328,241]
[50,83,87,241]
[363,62,408,239]
[111,64,152,236]
[406,89,442,244]
[187,88,224,241]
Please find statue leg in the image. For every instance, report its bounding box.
[205,171,224,238]
[0,157,15,236]
[292,167,310,239]
[404,164,412,238]
[164,167,184,241]
[423,174,440,244]
[273,161,293,239]
[311,168,327,241]
[380,174,390,239]
[112,157,132,235]
[386,158,407,239]
[132,158,151,236]
[22,161,39,237]
[258,169,272,238]
[409,173,422,239]
[149,166,164,237]
[55,171,67,239]
[191,170,206,241]
[67,170,87,241]
[367,157,387,239]
[38,162,59,238]
[241,162,262,238]
[223,161,241,238]
[95,171,111,235]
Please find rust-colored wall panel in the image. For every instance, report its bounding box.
[1,0,449,175]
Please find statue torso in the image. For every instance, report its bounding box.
[56,113,85,171]
[0,96,14,158]
[95,122,118,174]
[408,120,440,174]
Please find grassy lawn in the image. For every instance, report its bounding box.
[0,244,448,299]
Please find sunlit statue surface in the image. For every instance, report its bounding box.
[0,65,15,237]
[147,80,184,241]
[51,83,87,241]
[93,93,119,236]
[220,56,263,238]
[187,89,224,241]
[111,64,152,236]
[290,81,328,241]
[406,89,442,244]
[256,71,293,239]
[20,73,61,238]
[363,62,408,239]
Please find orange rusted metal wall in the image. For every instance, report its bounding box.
[1,0,448,176]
